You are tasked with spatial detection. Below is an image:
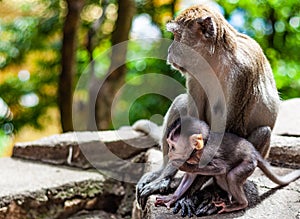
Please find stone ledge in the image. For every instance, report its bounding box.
[13,129,156,169]
[12,128,300,170]
[133,149,300,219]
[0,158,124,219]
[269,135,300,168]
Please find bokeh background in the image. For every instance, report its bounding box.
[0,0,299,157]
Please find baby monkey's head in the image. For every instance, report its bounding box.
[166,116,209,167]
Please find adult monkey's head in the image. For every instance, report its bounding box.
[166,5,237,73]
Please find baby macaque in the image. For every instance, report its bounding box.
[155,117,300,213]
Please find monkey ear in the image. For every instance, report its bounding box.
[166,21,179,33]
[196,16,216,38]
[190,134,204,150]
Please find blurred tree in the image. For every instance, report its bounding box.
[85,2,107,130]
[59,0,85,132]
[95,0,135,130]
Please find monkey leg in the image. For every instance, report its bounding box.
[194,179,228,217]
[215,175,232,202]
[223,160,256,213]
[247,126,271,158]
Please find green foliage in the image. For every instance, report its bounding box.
[217,0,300,99]
[0,71,57,132]
[0,17,39,68]
[126,57,184,126]
[0,0,61,133]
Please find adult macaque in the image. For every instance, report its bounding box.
[155,117,300,213]
[134,4,280,214]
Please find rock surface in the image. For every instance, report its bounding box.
[133,149,300,219]
[0,158,124,219]
[273,98,300,136]
[269,135,300,168]
[13,130,156,169]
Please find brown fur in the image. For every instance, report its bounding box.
[167,5,279,138]
[134,5,280,210]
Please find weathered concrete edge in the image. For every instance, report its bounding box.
[12,129,157,169]
[0,178,123,219]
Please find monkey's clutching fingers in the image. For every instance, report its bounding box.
[156,117,300,214]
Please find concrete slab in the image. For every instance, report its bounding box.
[0,158,123,219]
[0,158,103,198]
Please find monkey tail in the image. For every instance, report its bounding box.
[257,155,300,186]
[132,119,162,143]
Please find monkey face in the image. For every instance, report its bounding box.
[167,130,204,170]
[167,136,193,162]
[166,6,219,74]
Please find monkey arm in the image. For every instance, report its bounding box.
[179,162,226,176]
[155,173,197,209]
[174,173,197,199]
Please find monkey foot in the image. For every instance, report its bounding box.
[214,201,248,214]
[155,195,177,209]
[212,201,227,214]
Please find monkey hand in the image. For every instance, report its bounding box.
[155,195,178,209]
[172,193,217,217]
[137,173,172,210]
[173,189,218,217]
[173,194,197,218]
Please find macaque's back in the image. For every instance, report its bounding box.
[218,133,256,168]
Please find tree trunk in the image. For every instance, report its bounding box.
[59,0,85,132]
[86,4,108,131]
[95,0,135,130]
